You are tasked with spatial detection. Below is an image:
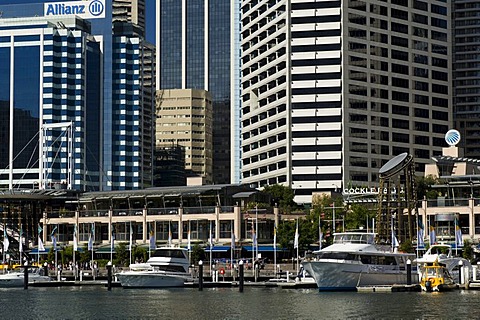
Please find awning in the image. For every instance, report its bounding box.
[232,191,257,198]
[243,245,283,252]
[206,246,231,252]
[29,248,51,255]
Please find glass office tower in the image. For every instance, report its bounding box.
[0,0,154,191]
[156,0,240,185]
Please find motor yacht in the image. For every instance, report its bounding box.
[301,232,416,291]
[116,247,192,288]
[0,267,51,287]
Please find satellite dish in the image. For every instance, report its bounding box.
[379,153,413,178]
[445,129,461,146]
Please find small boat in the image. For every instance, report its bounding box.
[0,267,51,288]
[415,244,471,280]
[419,259,457,292]
[116,247,192,288]
[301,232,416,291]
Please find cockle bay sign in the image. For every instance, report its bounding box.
[45,0,105,19]
[343,186,405,196]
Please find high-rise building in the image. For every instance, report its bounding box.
[240,0,452,203]
[155,89,213,184]
[113,0,146,35]
[0,0,155,191]
[453,0,480,158]
[0,16,101,190]
[156,0,240,185]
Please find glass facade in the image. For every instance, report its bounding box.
[157,0,234,184]
[159,0,182,89]
[0,0,153,191]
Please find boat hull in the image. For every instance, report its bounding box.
[302,261,412,291]
[116,271,189,288]
[0,274,51,288]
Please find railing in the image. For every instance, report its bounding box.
[147,208,178,215]
[183,206,216,214]
[426,198,470,207]
[79,210,109,218]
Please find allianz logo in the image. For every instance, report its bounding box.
[45,0,104,16]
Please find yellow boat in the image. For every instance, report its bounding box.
[420,259,457,292]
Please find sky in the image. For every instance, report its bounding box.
[1,0,156,44]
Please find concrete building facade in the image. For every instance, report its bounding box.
[156,89,213,184]
[240,0,452,203]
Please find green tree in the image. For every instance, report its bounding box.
[416,175,440,200]
[463,240,473,261]
[191,244,205,265]
[114,242,129,266]
[261,184,296,211]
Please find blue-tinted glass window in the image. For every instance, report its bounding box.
[13,45,40,169]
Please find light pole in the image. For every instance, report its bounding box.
[255,205,258,263]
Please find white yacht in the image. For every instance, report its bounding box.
[0,267,51,287]
[116,247,192,288]
[415,244,471,281]
[301,232,416,291]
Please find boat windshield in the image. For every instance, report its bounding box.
[151,249,187,259]
[333,233,374,244]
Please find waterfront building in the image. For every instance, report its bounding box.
[453,0,480,159]
[240,0,452,203]
[156,0,241,185]
[0,0,155,191]
[155,89,213,184]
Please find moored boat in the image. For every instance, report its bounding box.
[302,232,416,291]
[419,259,457,292]
[116,247,192,288]
[0,267,51,287]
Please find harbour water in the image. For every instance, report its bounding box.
[2,286,480,319]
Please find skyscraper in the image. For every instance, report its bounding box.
[156,0,240,185]
[0,0,155,191]
[453,0,480,158]
[240,0,452,203]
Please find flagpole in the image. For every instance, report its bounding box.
[273,223,276,278]
[129,221,132,266]
[2,223,6,273]
[209,221,212,277]
[110,223,114,264]
[296,218,299,274]
[73,225,77,280]
[91,223,94,267]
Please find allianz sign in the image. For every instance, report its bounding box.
[44,0,105,19]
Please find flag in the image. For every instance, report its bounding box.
[252,226,257,247]
[417,217,424,247]
[88,233,93,251]
[429,226,436,245]
[294,221,299,249]
[187,229,191,251]
[149,230,156,250]
[129,223,133,251]
[392,231,399,249]
[168,225,172,246]
[111,224,115,251]
[3,228,9,252]
[455,218,463,247]
[38,236,45,252]
[18,225,23,254]
[209,224,213,247]
[38,224,43,235]
[273,223,276,249]
[51,226,58,251]
[231,229,235,250]
[73,225,78,252]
